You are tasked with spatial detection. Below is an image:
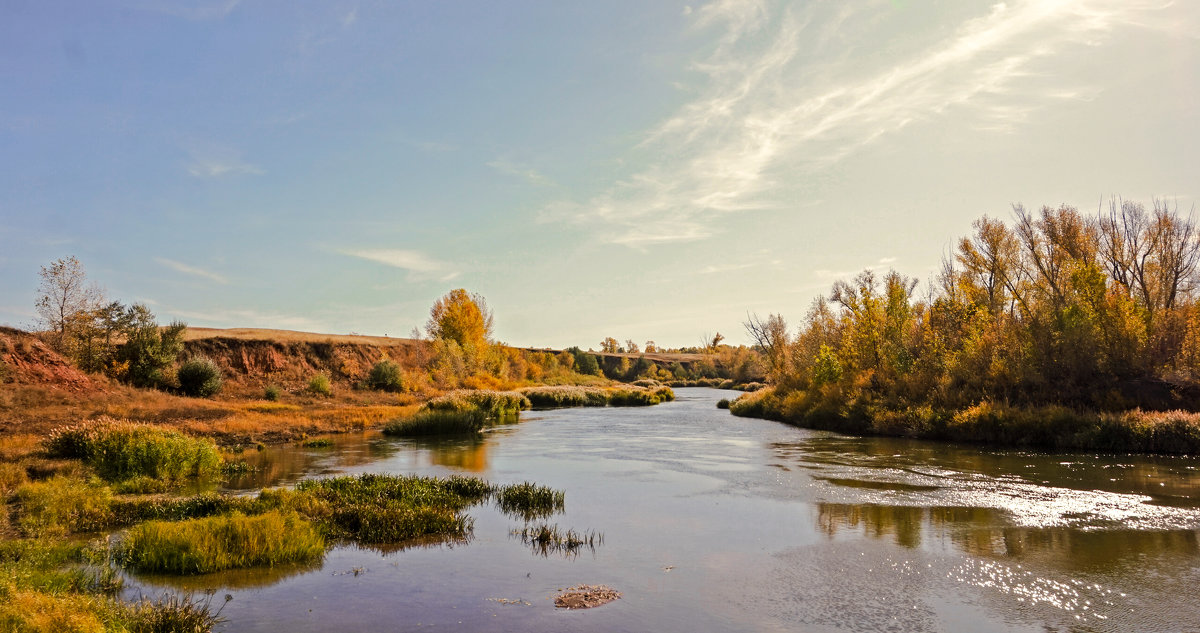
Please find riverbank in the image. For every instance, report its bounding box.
[729,387,1200,455]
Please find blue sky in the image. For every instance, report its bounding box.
[2,0,1197,349]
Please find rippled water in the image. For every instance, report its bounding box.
[129,388,1200,632]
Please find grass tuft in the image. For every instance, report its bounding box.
[515,523,602,557]
[118,510,325,574]
[495,482,565,521]
[44,419,221,482]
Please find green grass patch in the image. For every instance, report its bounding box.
[118,510,325,574]
[519,384,674,409]
[12,477,114,537]
[44,420,221,482]
[292,474,494,543]
[382,410,487,437]
[495,482,565,521]
[422,390,530,418]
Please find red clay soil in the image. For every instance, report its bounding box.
[0,327,99,393]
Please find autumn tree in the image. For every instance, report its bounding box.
[426,289,493,351]
[35,256,103,352]
[599,337,619,353]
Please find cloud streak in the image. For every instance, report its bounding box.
[342,248,461,282]
[154,258,229,284]
[562,0,1180,246]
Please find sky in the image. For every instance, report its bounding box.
[1,0,1197,349]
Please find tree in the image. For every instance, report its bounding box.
[624,339,639,354]
[644,340,657,353]
[116,304,186,388]
[35,256,102,351]
[600,337,619,353]
[426,289,493,351]
[743,313,790,382]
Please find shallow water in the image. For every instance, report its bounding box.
[129,388,1200,632]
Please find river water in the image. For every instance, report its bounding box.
[130,388,1200,632]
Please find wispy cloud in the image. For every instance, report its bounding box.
[183,140,263,178]
[155,258,229,284]
[167,307,325,332]
[558,0,1179,246]
[487,158,552,186]
[140,0,242,21]
[341,249,461,282]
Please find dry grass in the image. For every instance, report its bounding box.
[184,327,420,348]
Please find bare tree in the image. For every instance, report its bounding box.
[744,312,790,382]
[35,256,103,351]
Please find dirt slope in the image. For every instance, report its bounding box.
[0,327,99,393]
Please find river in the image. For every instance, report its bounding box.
[129,388,1200,632]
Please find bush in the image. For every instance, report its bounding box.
[307,373,332,397]
[177,356,223,397]
[367,359,404,392]
[716,398,730,409]
[119,510,325,574]
[264,384,282,401]
[44,419,222,482]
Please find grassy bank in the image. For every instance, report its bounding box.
[518,384,675,409]
[729,387,1200,454]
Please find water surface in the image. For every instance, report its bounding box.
[130,388,1200,632]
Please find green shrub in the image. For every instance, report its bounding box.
[366,359,404,392]
[716,398,730,409]
[382,410,486,437]
[44,420,222,482]
[12,476,114,537]
[263,385,282,401]
[119,510,325,574]
[176,356,223,397]
[307,373,332,397]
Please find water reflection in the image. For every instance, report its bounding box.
[419,437,490,472]
[816,501,1200,570]
[127,560,321,592]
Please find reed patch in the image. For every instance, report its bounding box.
[118,510,325,574]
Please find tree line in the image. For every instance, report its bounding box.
[743,199,1200,424]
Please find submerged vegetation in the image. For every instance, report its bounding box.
[734,201,1200,453]
[516,523,602,558]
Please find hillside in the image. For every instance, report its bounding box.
[183,328,423,388]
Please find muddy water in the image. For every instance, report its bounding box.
[129,388,1200,632]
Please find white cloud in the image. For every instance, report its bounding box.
[141,0,241,21]
[487,159,552,186]
[183,140,263,178]
[167,307,325,332]
[186,160,263,178]
[342,249,461,282]
[559,0,1180,247]
[154,258,229,284]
